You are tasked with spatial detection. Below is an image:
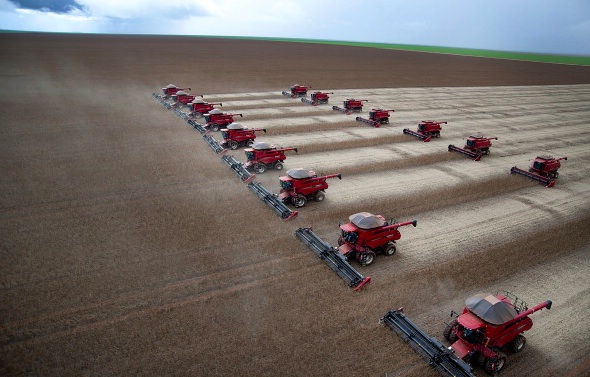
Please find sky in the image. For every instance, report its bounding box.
[1,0,589,56]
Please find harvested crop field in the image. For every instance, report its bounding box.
[1,33,590,376]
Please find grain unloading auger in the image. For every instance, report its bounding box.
[202,134,227,154]
[247,181,298,221]
[221,155,255,183]
[510,155,567,188]
[294,227,371,291]
[448,135,498,161]
[382,308,476,377]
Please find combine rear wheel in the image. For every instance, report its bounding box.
[442,319,458,342]
[384,242,396,256]
[274,162,283,171]
[484,352,507,374]
[314,192,325,202]
[292,195,307,208]
[246,139,255,147]
[509,335,526,353]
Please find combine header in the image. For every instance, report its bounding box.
[279,168,341,208]
[220,123,266,150]
[510,155,567,187]
[282,84,310,98]
[205,109,243,132]
[356,108,395,127]
[188,119,207,134]
[202,134,226,154]
[244,142,298,174]
[190,99,222,117]
[338,212,417,266]
[247,181,298,221]
[333,99,368,115]
[443,291,552,375]
[403,121,447,142]
[382,308,476,377]
[221,155,255,183]
[448,135,498,161]
[301,91,333,106]
[295,227,371,291]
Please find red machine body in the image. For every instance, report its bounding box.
[403,121,447,142]
[510,155,567,187]
[449,135,498,161]
[161,84,190,98]
[171,91,203,107]
[244,142,298,174]
[337,212,417,266]
[283,84,311,98]
[220,123,266,150]
[443,291,552,375]
[190,99,222,117]
[302,91,334,105]
[356,108,395,127]
[204,109,243,131]
[278,168,341,208]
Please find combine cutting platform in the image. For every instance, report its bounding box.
[173,107,190,120]
[188,119,207,133]
[247,181,298,221]
[510,167,554,187]
[382,308,476,377]
[202,134,226,154]
[294,227,371,291]
[222,155,255,183]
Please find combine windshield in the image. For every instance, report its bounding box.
[221,131,229,139]
[341,230,358,243]
[533,161,545,171]
[466,139,476,147]
[245,151,256,161]
[280,180,293,190]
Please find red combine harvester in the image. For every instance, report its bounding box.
[511,155,567,187]
[161,84,190,98]
[403,121,448,142]
[220,123,266,150]
[448,135,498,161]
[244,141,298,174]
[282,84,311,98]
[190,99,222,117]
[337,212,417,266]
[443,291,552,375]
[171,91,203,107]
[204,109,243,131]
[356,108,395,127]
[333,98,369,114]
[279,168,341,208]
[301,91,334,106]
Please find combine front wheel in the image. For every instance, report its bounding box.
[228,140,239,150]
[484,352,507,374]
[442,319,458,342]
[254,163,267,174]
[210,123,221,132]
[292,195,307,208]
[358,251,376,266]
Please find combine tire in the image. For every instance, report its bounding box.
[228,140,239,150]
[384,242,397,256]
[254,163,267,174]
[246,139,255,147]
[357,251,376,266]
[314,192,325,202]
[443,319,459,342]
[292,195,307,208]
[484,352,507,374]
[274,162,283,171]
[210,123,221,132]
[509,335,526,353]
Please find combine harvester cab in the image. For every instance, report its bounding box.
[302,91,334,106]
[333,98,368,115]
[190,99,222,118]
[243,142,298,174]
[282,84,310,98]
[337,212,417,267]
[247,181,298,221]
[382,308,476,377]
[220,123,266,150]
[403,120,447,142]
[204,109,243,132]
[278,168,341,208]
[295,227,371,291]
[510,155,567,188]
[448,135,498,161]
[443,291,552,375]
[356,108,395,127]
[222,155,255,183]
